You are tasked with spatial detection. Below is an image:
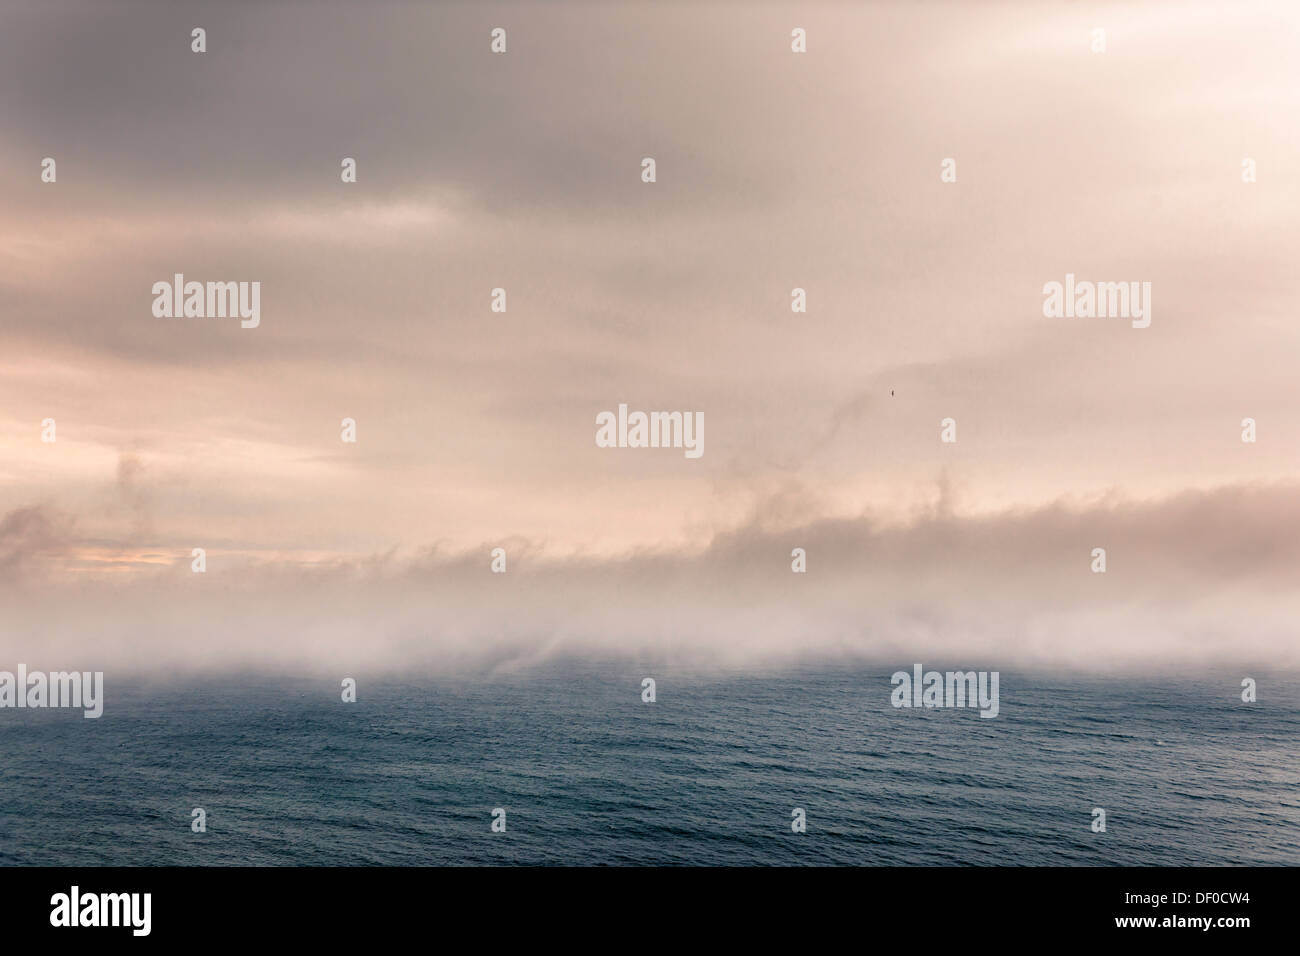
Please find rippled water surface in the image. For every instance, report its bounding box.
[1,665,1296,865]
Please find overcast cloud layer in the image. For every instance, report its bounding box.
[2,1,1298,673]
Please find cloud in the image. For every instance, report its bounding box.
[2,480,1297,675]
[0,505,74,574]
[3,1,1299,677]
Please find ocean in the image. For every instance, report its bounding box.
[1,664,1296,866]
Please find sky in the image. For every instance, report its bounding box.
[2,1,1299,673]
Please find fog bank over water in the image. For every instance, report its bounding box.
[3,480,1297,676]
